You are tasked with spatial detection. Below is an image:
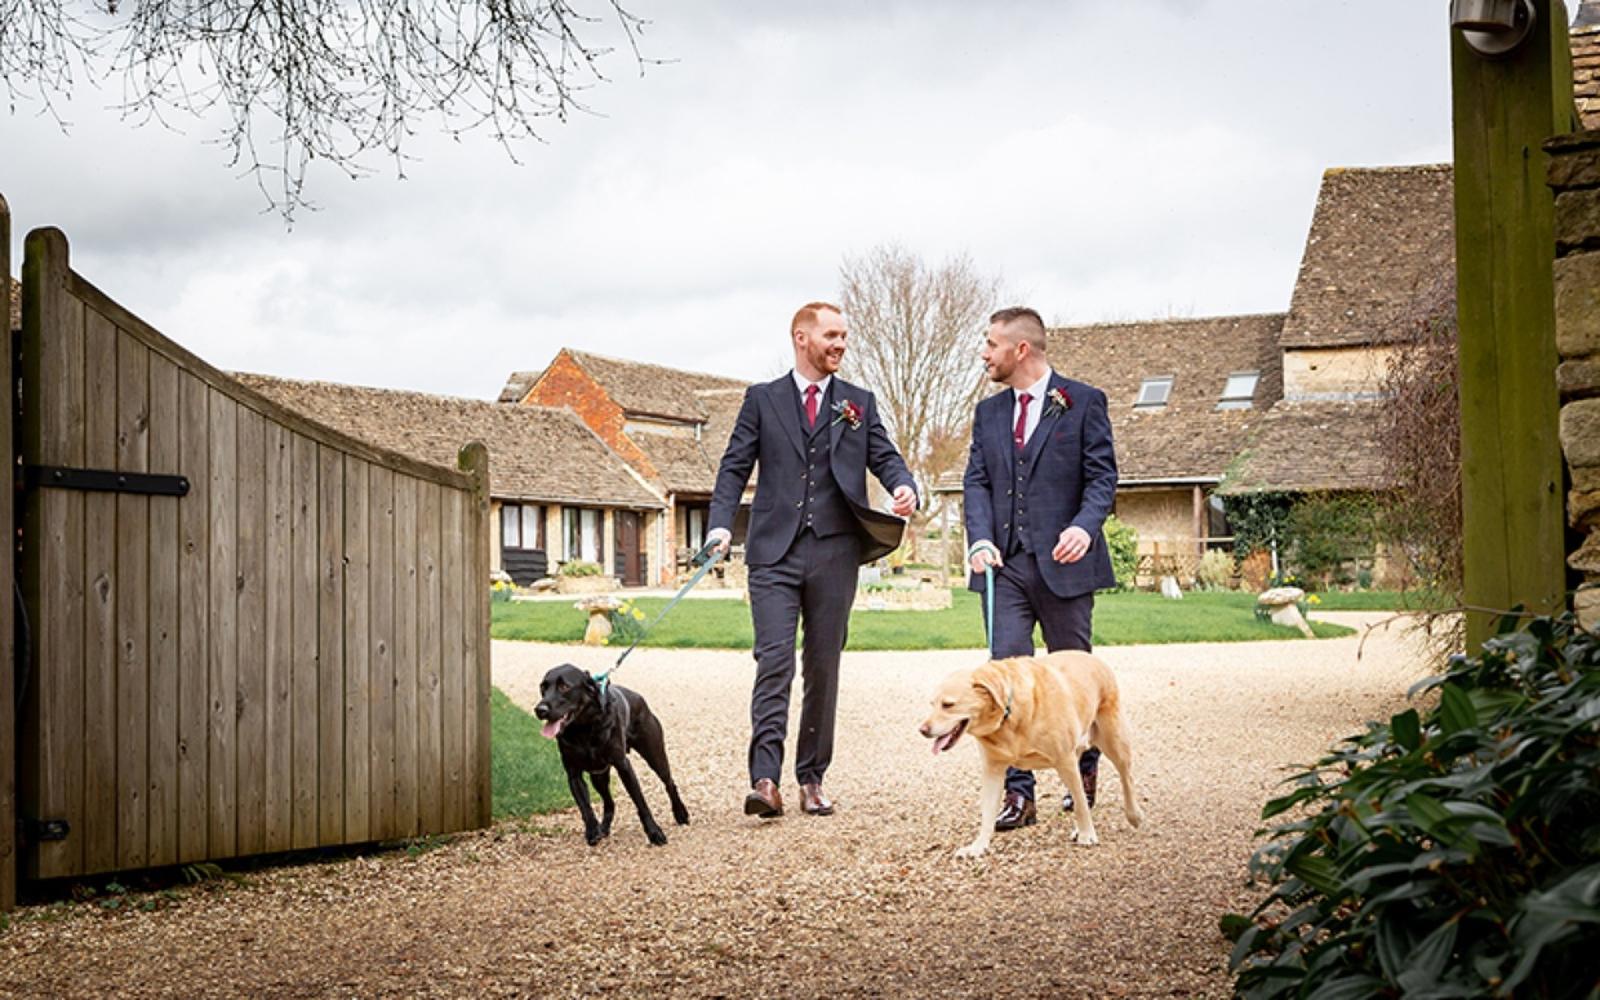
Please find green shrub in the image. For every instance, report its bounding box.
[1225,614,1600,999]
[1102,515,1137,591]
[1196,549,1234,591]
[559,560,603,577]
[1285,493,1378,587]
[490,579,514,603]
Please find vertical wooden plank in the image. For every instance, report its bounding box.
[1,198,16,907]
[317,445,345,844]
[176,372,209,863]
[460,445,492,827]
[1452,0,1572,647]
[393,475,419,837]
[342,458,371,843]
[368,466,396,840]
[290,434,319,849]
[82,307,118,874]
[114,328,150,870]
[439,489,466,833]
[145,354,180,869]
[234,407,267,857]
[207,390,239,858]
[416,481,443,834]
[20,228,85,879]
[263,423,293,852]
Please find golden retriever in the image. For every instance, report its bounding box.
[919,651,1143,858]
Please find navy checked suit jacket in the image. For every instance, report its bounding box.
[709,374,916,567]
[963,371,1119,598]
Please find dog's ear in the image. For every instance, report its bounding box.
[971,663,1008,717]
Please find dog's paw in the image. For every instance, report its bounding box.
[584,826,608,847]
[953,843,988,859]
[1126,806,1145,829]
[672,805,690,826]
[646,827,668,847]
[1070,828,1100,847]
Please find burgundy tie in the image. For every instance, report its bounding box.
[1014,391,1032,451]
[805,384,820,428]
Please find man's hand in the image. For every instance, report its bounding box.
[891,484,917,517]
[968,541,1003,575]
[707,527,732,556]
[1052,526,1092,564]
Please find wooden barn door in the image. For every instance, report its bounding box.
[617,511,644,587]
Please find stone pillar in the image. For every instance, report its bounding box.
[1547,131,1600,626]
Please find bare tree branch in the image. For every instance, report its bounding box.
[0,0,651,221]
[839,244,1000,559]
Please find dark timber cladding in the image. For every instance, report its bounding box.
[1451,0,1573,648]
[13,226,492,889]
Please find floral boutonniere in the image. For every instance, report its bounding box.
[1046,387,1072,416]
[831,399,863,430]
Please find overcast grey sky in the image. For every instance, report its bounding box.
[3,1,1457,399]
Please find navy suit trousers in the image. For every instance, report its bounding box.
[746,529,861,786]
[980,550,1102,799]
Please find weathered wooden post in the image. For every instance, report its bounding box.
[1,195,15,913]
[1452,0,1577,647]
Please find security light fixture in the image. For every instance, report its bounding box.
[1451,0,1536,58]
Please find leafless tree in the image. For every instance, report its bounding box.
[839,244,1001,562]
[1376,269,1463,653]
[0,0,649,220]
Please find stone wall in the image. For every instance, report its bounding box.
[1280,345,1399,401]
[1547,131,1600,625]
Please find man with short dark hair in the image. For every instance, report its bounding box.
[708,302,917,819]
[963,306,1118,830]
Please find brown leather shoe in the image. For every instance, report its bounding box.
[1062,760,1099,813]
[799,782,834,816]
[994,791,1037,831]
[744,778,784,818]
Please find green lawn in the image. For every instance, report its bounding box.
[493,589,1354,650]
[1299,589,1451,611]
[490,687,575,818]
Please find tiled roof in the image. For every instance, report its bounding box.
[1215,400,1389,495]
[234,374,663,508]
[1280,164,1455,349]
[628,431,719,495]
[1046,314,1287,483]
[1577,9,1600,129]
[498,370,539,404]
[566,350,749,422]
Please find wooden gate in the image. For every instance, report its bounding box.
[11,225,491,889]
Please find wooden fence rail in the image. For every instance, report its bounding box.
[11,226,490,890]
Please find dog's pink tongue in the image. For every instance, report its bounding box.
[541,718,565,739]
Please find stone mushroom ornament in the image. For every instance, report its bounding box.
[574,594,624,645]
[1256,586,1315,639]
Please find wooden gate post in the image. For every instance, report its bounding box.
[458,443,492,827]
[1,194,15,913]
[1452,0,1577,648]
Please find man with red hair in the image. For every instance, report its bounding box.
[708,302,917,819]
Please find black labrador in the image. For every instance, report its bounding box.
[534,663,690,846]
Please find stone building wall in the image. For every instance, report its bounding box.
[1547,131,1600,624]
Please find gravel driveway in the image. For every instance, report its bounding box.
[1,612,1429,998]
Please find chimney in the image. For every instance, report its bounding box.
[1577,0,1600,30]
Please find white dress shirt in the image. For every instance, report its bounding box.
[793,370,833,422]
[1012,369,1054,447]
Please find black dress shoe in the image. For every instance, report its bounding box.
[994,791,1037,832]
[1062,760,1099,812]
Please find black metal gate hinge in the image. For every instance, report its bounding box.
[25,465,189,497]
